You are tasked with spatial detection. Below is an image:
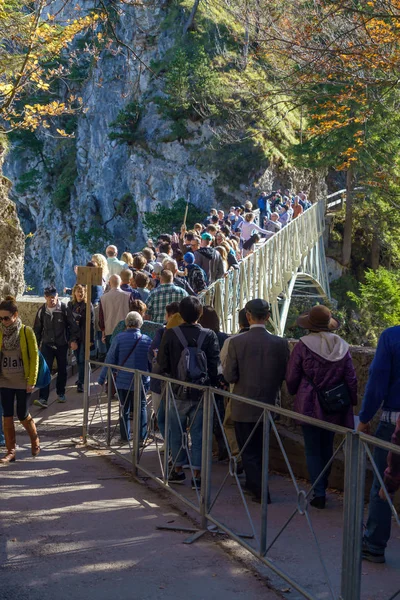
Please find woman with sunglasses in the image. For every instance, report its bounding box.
[0,295,40,465]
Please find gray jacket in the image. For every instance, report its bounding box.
[223,326,289,422]
[194,247,224,283]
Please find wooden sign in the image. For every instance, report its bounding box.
[76,266,103,286]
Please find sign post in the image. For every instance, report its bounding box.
[183,198,190,228]
[76,266,103,443]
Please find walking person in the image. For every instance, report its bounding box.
[223,299,289,503]
[68,284,94,393]
[33,286,80,408]
[286,305,357,509]
[358,324,400,563]
[0,296,40,464]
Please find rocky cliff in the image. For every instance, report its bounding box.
[3,0,315,294]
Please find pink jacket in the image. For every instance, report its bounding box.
[384,415,400,494]
[286,334,357,428]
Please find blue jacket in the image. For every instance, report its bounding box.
[359,326,400,423]
[98,328,151,389]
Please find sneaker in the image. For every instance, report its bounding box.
[0,439,5,447]
[362,542,385,563]
[77,384,83,393]
[169,470,186,484]
[191,477,201,490]
[33,398,48,409]
[57,395,66,403]
[310,496,326,509]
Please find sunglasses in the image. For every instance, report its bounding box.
[0,316,12,322]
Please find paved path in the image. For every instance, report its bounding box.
[0,383,280,600]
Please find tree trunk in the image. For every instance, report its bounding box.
[342,166,354,267]
[371,231,380,270]
[183,0,201,34]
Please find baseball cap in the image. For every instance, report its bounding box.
[44,285,57,297]
[245,298,271,317]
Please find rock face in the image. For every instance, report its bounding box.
[0,141,25,296]
[2,3,320,294]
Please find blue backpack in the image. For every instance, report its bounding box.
[24,326,51,389]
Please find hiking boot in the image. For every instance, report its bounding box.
[169,470,186,484]
[33,398,48,409]
[57,395,66,403]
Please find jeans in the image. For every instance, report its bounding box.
[235,421,264,497]
[96,331,107,359]
[1,388,31,421]
[0,401,4,444]
[74,343,85,385]
[364,421,396,555]
[169,399,203,470]
[118,385,147,442]
[40,344,68,401]
[152,392,165,439]
[105,335,112,352]
[302,425,335,498]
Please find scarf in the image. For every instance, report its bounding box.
[1,317,23,351]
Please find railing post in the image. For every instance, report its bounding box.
[106,366,112,446]
[232,268,238,333]
[163,383,170,483]
[82,359,90,443]
[340,432,366,600]
[132,371,141,475]
[200,387,213,531]
[260,408,270,556]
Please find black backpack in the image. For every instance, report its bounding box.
[173,327,208,400]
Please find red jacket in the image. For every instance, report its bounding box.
[384,415,400,494]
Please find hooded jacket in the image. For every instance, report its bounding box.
[194,247,224,283]
[285,332,357,427]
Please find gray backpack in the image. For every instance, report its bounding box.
[173,327,208,400]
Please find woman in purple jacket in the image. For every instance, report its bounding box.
[286,305,357,509]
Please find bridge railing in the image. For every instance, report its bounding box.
[198,200,326,334]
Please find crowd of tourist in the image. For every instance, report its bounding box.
[0,186,399,568]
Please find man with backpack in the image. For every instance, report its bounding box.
[33,286,80,408]
[157,296,220,489]
[183,252,207,294]
[193,232,224,284]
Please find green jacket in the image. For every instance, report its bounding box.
[0,325,39,387]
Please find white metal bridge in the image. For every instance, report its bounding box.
[199,197,333,336]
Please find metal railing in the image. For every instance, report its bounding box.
[83,360,400,600]
[198,200,328,335]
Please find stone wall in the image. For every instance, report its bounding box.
[17,295,71,326]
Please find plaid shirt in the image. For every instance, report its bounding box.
[147,283,188,324]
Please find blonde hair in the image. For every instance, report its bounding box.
[215,246,228,272]
[91,253,108,278]
[244,212,254,223]
[72,284,87,303]
[121,252,133,266]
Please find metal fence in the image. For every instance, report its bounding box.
[83,360,400,600]
[198,200,328,335]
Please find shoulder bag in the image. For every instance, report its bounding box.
[306,375,351,415]
[24,326,51,389]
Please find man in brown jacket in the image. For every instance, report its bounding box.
[223,299,289,502]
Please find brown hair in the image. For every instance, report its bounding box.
[133,254,147,270]
[72,284,87,303]
[0,295,18,314]
[199,305,220,332]
[160,269,173,283]
[142,247,155,262]
[135,272,149,288]
[244,212,254,222]
[130,299,147,316]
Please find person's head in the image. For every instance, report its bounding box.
[179,296,203,324]
[206,224,218,237]
[297,305,340,332]
[201,232,213,247]
[106,245,118,258]
[244,200,253,211]
[220,240,232,255]
[160,269,173,284]
[199,305,220,332]
[44,285,58,308]
[156,252,169,264]
[0,295,19,328]
[183,252,195,266]
[121,252,133,266]
[271,212,279,222]
[157,234,172,245]
[174,248,184,264]
[165,301,180,323]
[282,205,289,212]
[125,311,143,329]
[238,308,250,331]
[152,262,163,280]
[184,231,195,243]
[293,196,300,205]
[215,245,228,265]
[142,247,155,263]
[210,208,218,216]
[193,223,203,234]
[135,271,149,289]
[190,237,200,252]
[130,299,147,316]
[163,258,178,275]
[215,231,226,245]
[245,298,271,325]
[235,207,243,216]
[91,253,108,277]
[72,284,86,303]
[244,212,255,223]
[133,254,147,271]
[260,191,267,197]
[120,269,132,284]
[211,215,219,225]
[109,274,121,289]
[217,210,224,220]
[158,242,172,256]
[220,225,231,237]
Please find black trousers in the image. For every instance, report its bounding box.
[1,388,31,421]
[234,421,264,497]
[41,344,68,401]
